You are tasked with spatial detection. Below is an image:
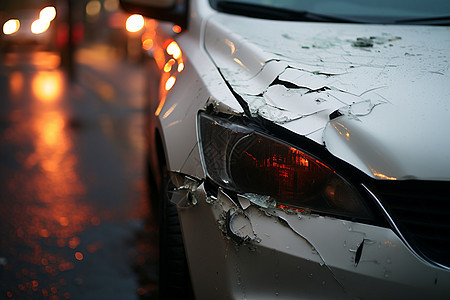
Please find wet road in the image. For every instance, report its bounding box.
[0,46,158,299]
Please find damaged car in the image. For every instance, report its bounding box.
[120,0,450,298]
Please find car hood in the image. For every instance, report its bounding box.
[204,14,450,181]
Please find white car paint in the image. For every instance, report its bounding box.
[123,0,450,298]
[204,14,450,181]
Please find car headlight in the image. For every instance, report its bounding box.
[198,112,373,220]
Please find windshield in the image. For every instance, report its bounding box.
[211,0,450,23]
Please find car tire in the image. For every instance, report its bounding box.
[158,169,195,299]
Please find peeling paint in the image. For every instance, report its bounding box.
[205,97,244,116]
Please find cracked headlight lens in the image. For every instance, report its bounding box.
[198,113,373,220]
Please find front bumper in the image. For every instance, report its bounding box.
[172,178,450,299]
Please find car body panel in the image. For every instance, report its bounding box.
[204,14,450,181]
[122,0,450,298]
[171,180,450,299]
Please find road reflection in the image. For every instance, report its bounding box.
[1,47,158,299]
[1,62,95,298]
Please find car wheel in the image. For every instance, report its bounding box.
[158,168,195,299]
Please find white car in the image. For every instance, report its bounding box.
[121,0,450,299]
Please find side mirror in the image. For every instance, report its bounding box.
[120,0,188,29]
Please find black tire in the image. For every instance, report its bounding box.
[158,170,195,299]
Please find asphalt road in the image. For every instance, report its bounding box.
[0,45,158,299]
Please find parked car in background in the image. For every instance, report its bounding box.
[121,0,450,298]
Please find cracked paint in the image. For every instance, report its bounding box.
[204,16,450,180]
[155,11,450,298]
[181,179,450,297]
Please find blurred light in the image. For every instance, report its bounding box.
[108,12,124,28]
[32,51,61,69]
[164,59,175,72]
[178,63,184,72]
[372,170,397,180]
[32,71,63,103]
[9,71,24,97]
[166,41,181,59]
[39,6,56,22]
[31,19,50,34]
[75,252,84,261]
[59,217,69,226]
[86,0,101,17]
[165,76,176,91]
[172,25,182,33]
[69,237,80,249]
[104,0,119,12]
[126,14,145,32]
[225,39,236,54]
[3,19,20,35]
[141,33,153,48]
[142,38,153,50]
[40,112,65,147]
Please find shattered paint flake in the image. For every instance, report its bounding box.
[168,171,203,208]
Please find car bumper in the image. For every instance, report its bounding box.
[172,178,450,299]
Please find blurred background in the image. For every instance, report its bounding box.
[1,0,161,299]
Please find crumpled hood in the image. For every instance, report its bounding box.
[204,14,450,181]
